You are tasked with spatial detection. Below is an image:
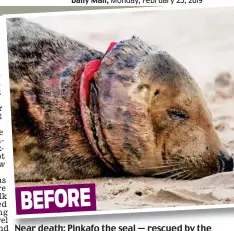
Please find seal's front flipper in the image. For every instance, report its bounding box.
[21,88,45,133]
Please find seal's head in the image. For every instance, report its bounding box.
[92,37,233,179]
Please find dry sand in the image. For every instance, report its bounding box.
[18,8,234,211]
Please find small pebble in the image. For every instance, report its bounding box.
[107,179,112,185]
[225,198,231,203]
[135,191,143,196]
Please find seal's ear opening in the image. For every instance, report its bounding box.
[154,89,160,96]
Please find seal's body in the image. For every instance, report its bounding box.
[7,18,233,182]
[8,18,106,181]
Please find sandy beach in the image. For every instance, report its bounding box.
[16,7,234,211]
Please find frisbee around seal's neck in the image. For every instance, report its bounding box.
[79,41,124,173]
[93,37,162,175]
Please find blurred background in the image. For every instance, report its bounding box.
[26,7,234,90]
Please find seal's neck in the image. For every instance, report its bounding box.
[74,42,123,174]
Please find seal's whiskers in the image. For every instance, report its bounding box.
[139,163,181,170]
[168,169,191,180]
[180,172,195,180]
[152,167,185,177]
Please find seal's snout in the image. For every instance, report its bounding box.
[219,150,233,172]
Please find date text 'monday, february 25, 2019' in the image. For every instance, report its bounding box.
[71,0,203,5]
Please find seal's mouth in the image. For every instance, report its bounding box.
[79,42,123,174]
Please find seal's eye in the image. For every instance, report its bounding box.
[167,109,188,121]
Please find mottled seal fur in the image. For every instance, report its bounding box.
[7,18,233,182]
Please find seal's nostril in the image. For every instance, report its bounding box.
[219,151,233,172]
[226,156,234,172]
